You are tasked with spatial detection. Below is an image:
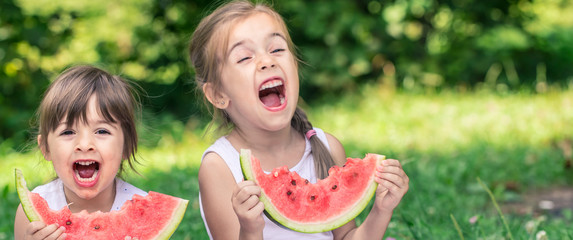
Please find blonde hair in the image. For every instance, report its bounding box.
[36,65,141,175]
[189,0,335,179]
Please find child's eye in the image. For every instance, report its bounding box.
[271,48,285,54]
[95,129,111,135]
[237,56,251,63]
[60,130,75,136]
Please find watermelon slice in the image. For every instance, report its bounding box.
[15,168,188,240]
[240,149,384,233]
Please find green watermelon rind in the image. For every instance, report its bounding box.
[14,168,41,222]
[240,149,383,233]
[14,168,189,240]
[152,197,189,240]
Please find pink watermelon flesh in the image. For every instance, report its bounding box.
[15,169,188,240]
[240,149,383,233]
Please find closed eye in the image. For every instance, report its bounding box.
[237,56,251,63]
[271,48,285,54]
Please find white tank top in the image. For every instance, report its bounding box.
[32,178,147,212]
[199,128,334,240]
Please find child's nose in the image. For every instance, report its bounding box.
[258,54,276,71]
[75,133,95,152]
[260,63,276,70]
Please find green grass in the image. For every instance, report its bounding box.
[2,87,573,239]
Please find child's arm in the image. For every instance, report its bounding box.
[199,152,264,240]
[14,204,66,240]
[326,133,410,240]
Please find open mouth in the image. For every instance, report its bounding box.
[259,79,286,109]
[73,160,100,184]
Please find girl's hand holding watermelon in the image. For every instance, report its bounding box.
[232,181,265,239]
[329,158,409,240]
[374,159,410,212]
[22,221,66,240]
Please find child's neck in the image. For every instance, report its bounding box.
[63,179,117,213]
[228,126,306,171]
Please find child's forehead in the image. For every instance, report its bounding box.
[58,95,118,126]
[226,13,286,44]
[210,11,291,62]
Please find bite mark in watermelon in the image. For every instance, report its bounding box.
[15,168,188,240]
[239,149,384,233]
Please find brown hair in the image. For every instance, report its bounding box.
[36,65,142,176]
[188,0,335,179]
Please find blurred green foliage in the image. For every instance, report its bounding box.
[1,0,573,150]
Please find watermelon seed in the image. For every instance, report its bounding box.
[273,171,278,177]
[310,195,316,201]
[332,185,337,190]
[287,190,292,196]
[291,180,296,186]
[94,225,100,230]
[305,180,309,184]
[66,220,71,225]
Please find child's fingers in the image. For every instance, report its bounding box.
[29,223,63,240]
[376,165,404,176]
[376,167,408,185]
[375,159,409,196]
[377,164,408,178]
[236,180,259,193]
[377,176,407,193]
[380,159,403,168]
[56,232,67,240]
[232,181,263,216]
[247,201,265,217]
[376,171,409,200]
[376,160,408,183]
[243,194,262,210]
[26,221,47,235]
[233,181,261,202]
[44,226,65,240]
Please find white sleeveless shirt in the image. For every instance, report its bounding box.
[32,178,147,212]
[199,128,334,240]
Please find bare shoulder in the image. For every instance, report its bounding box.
[198,151,237,193]
[199,152,233,178]
[324,132,347,167]
[198,151,242,238]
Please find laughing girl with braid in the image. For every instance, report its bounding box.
[189,1,409,239]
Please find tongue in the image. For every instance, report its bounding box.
[260,93,281,107]
[76,164,96,178]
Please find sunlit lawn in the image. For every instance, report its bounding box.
[1,86,573,239]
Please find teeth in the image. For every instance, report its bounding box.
[75,169,99,182]
[76,161,95,166]
[280,97,285,105]
[260,80,283,91]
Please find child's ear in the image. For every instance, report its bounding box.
[37,135,51,161]
[202,82,229,109]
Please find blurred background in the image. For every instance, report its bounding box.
[1,0,572,239]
